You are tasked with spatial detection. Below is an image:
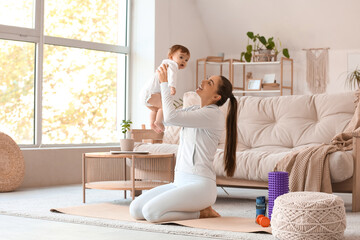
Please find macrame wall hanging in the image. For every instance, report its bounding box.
[303,47,330,94]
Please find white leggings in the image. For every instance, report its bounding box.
[129,171,217,223]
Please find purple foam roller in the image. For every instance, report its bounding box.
[268,171,289,220]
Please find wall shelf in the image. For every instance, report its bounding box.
[196,56,231,88]
[196,57,293,96]
[232,61,281,66]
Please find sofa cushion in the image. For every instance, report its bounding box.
[162,125,181,145]
[213,146,353,183]
[236,92,354,150]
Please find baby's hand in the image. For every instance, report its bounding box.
[170,87,176,95]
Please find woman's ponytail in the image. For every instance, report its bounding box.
[216,76,237,177]
[224,95,237,177]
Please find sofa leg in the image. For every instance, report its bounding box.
[353,191,360,212]
[352,137,360,212]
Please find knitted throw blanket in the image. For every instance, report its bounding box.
[274,91,360,193]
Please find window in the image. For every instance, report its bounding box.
[0,0,35,28]
[44,0,127,46]
[0,40,35,144]
[0,0,129,146]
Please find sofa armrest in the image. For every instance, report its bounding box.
[352,134,360,211]
[130,129,164,143]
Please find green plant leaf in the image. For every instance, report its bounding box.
[173,98,183,109]
[258,36,267,46]
[247,32,254,39]
[282,48,290,58]
[120,119,132,134]
[267,38,275,49]
[245,52,252,62]
[267,42,275,50]
[246,44,252,53]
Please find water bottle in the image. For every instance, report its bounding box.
[256,196,267,217]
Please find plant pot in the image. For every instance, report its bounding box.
[256,49,273,62]
[120,138,134,151]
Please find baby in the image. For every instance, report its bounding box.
[141,45,190,133]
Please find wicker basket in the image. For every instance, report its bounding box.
[0,132,25,192]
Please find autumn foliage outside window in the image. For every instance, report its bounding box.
[0,0,128,145]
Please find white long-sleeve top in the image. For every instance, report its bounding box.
[160,82,225,181]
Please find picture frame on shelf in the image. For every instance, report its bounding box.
[246,79,262,91]
[263,73,276,83]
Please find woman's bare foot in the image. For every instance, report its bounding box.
[150,123,162,134]
[199,206,221,218]
[154,121,165,132]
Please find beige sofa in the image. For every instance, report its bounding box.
[132,91,360,212]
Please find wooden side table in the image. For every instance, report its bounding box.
[82,152,175,202]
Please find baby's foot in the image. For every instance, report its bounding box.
[154,121,165,133]
[150,123,162,134]
[199,206,221,218]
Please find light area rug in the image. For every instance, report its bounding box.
[0,184,359,240]
[50,203,272,234]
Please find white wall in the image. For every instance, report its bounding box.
[128,0,156,128]
[194,0,360,95]
[195,0,360,52]
[130,0,211,128]
[154,0,211,96]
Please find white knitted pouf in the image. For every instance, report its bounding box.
[271,192,346,240]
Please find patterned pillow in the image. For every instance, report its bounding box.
[162,125,181,144]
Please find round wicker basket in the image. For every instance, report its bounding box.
[271,191,346,240]
[0,132,25,192]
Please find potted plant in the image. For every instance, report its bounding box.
[241,32,290,62]
[345,67,360,90]
[120,119,134,151]
[173,98,183,109]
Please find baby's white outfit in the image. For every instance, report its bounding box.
[140,59,178,107]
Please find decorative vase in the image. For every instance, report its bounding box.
[120,138,134,151]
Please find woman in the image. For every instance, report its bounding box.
[129,64,237,223]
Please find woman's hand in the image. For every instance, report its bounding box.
[157,64,168,83]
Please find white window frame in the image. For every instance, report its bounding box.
[0,0,130,148]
